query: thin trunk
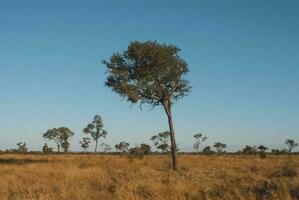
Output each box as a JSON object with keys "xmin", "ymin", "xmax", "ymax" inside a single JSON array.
[
  {"xmin": 57, "ymin": 145, "xmax": 60, "ymax": 153},
  {"xmin": 164, "ymin": 101, "xmax": 177, "ymax": 170},
  {"xmin": 95, "ymin": 139, "xmax": 98, "ymax": 153}
]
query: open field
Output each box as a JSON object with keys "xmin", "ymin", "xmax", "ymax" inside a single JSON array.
[{"xmin": 0, "ymin": 154, "xmax": 298, "ymax": 200}]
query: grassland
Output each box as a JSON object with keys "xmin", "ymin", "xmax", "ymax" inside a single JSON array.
[{"xmin": 0, "ymin": 154, "xmax": 298, "ymax": 200}]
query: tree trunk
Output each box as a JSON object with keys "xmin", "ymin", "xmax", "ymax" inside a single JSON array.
[
  {"xmin": 95, "ymin": 139, "xmax": 98, "ymax": 153},
  {"xmin": 164, "ymin": 101, "xmax": 177, "ymax": 170},
  {"xmin": 57, "ymin": 145, "xmax": 60, "ymax": 153}
]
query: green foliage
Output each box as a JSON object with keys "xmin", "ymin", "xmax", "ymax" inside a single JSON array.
[
  {"xmin": 115, "ymin": 142, "xmax": 130, "ymax": 154},
  {"xmin": 242, "ymin": 145, "xmax": 257, "ymax": 155},
  {"xmin": 202, "ymin": 146, "xmax": 213, "ymax": 154},
  {"xmin": 42, "ymin": 143, "xmax": 53, "ymax": 154},
  {"xmin": 102, "ymin": 41, "xmax": 191, "ymax": 108},
  {"xmin": 193, "ymin": 133, "xmax": 207, "ymax": 153},
  {"xmin": 80, "ymin": 137, "xmax": 91, "ymax": 152},
  {"xmin": 151, "ymin": 131, "xmax": 170, "ymax": 153},
  {"xmin": 43, "ymin": 127, "xmax": 74, "ymax": 153},
  {"xmin": 17, "ymin": 142, "xmax": 27, "ymax": 152},
  {"xmin": 83, "ymin": 115, "xmax": 108, "ymax": 152},
  {"xmin": 140, "ymin": 143, "xmax": 151, "ymax": 154},
  {"xmin": 213, "ymin": 142, "xmax": 227, "ymax": 153},
  {"xmin": 100, "ymin": 143, "xmax": 111, "ymax": 152},
  {"xmin": 285, "ymin": 139, "xmax": 298, "ymax": 153}
]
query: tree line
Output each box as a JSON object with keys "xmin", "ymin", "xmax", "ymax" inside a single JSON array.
[{"xmin": 3, "ymin": 122, "xmax": 298, "ymax": 159}]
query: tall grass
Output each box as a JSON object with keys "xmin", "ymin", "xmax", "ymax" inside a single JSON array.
[{"xmin": 0, "ymin": 154, "xmax": 298, "ymax": 200}]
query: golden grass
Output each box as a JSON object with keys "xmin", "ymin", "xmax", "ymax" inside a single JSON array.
[{"xmin": 0, "ymin": 154, "xmax": 298, "ymax": 200}]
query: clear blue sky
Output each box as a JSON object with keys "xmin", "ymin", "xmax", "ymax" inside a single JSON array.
[{"xmin": 0, "ymin": 0, "xmax": 298, "ymax": 152}]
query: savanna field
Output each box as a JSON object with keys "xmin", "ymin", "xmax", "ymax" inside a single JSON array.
[{"xmin": 0, "ymin": 154, "xmax": 298, "ymax": 200}]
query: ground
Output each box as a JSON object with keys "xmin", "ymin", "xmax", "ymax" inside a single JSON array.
[{"xmin": 0, "ymin": 154, "xmax": 298, "ymax": 200}]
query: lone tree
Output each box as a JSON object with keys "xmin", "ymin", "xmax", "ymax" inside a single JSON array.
[
  {"xmin": 42, "ymin": 143, "xmax": 53, "ymax": 154},
  {"xmin": 100, "ymin": 143, "xmax": 112, "ymax": 153},
  {"xmin": 213, "ymin": 142, "xmax": 227, "ymax": 153},
  {"xmin": 285, "ymin": 139, "xmax": 298, "ymax": 153},
  {"xmin": 83, "ymin": 115, "xmax": 108, "ymax": 153},
  {"xmin": 43, "ymin": 127, "xmax": 74, "ymax": 153},
  {"xmin": 80, "ymin": 137, "xmax": 91, "ymax": 152},
  {"xmin": 193, "ymin": 133, "xmax": 207, "ymax": 153},
  {"xmin": 151, "ymin": 131, "xmax": 170, "ymax": 153},
  {"xmin": 103, "ymin": 41, "xmax": 191, "ymax": 170},
  {"xmin": 17, "ymin": 142, "xmax": 28, "ymax": 152},
  {"xmin": 258, "ymin": 145, "xmax": 268, "ymax": 152},
  {"xmin": 115, "ymin": 141, "xmax": 130, "ymax": 154}
]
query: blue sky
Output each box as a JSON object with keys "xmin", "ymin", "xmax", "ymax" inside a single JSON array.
[{"xmin": 0, "ymin": 0, "xmax": 298, "ymax": 152}]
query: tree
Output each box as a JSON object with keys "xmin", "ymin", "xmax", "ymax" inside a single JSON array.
[
  {"xmin": 193, "ymin": 133, "xmax": 207, "ymax": 153},
  {"xmin": 43, "ymin": 127, "xmax": 74, "ymax": 153},
  {"xmin": 42, "ymin": 143, "xmax": 53, "ymax": 154},
  {"xmin": 202, "ymin": 146, "xmax": 212, "ymax": 154},
  {"xmin": 103, "ymin": 41, "xmax": 191, "ymax": 170},
  {"xmin": 17, "ymin": 142, "xmax": 27, "ymax": 152},
  {"xmin": 258, "ymin": 145, "xmax": 268, "ymax": 152},
  {"xmin": 213, "ymin": 142, "xmax": 227, "ymax": 153},
  {"xmin": 140, "ymin": 143, "xmax": 152, "ymax": 154},
  {"xmin": 285, "ymin": 139, "xmax": 298, "ymax": 153},
  {"xmin": 115, "ymin": 142, "xmax": 130, "ymax": 154},
  {"xmin": 83, "ymin": 115, "xmax": 108, "ymax": 153},
  {"xmin": 151, "ymin": 131, "xmax": 170, "ymax": 153},
  {"xmin": 80, "ymin": 137, "xmax": 91, "ymax": 152},
  {"xmin": 100, "ymin": 143, "xmax": 111, "ymax": 153},
  {"xmin": 242, "ymin": 145, "xmax": 257, "ymax": 155}
]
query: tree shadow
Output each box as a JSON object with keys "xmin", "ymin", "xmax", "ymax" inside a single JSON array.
[{"xmin": 0, "ymin": 158, "xmax": 50, "ymax": 165}]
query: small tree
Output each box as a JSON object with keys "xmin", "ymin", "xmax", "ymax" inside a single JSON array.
[
  {"xmin": 42, "ymin": 143, "xmax": 53, "ymax": 154},
  {"xmin": 285, "ymin": 139, "xmax": 298, "ymax": 153},
  {"xmin": 17, "ymin": 142, "xmax": 27, "ymax": 152},
  {"xmin": 83, "ymin": 115, "xmax": 108, "ymax": 153},
  {"xmin": 100, "ymin": 143, "xmax": 111, "ymax": 153},
  {"xmin": 242, "ymin": 145, "xmax": 258, "ymax": 155},
  {"xmin": 151, "ymin": 131, "xmax": 170, "ymax": 153},
  {"xmin": 258, "ymin": 145, "xmax": 268, "ymax": 152},
  {"xmin": 80, "ymin": 137, "xmax": 91, "ymax": 152},
  {"xmin": 140, "ymin": 143, "xmax": 152, "ymax": 154},
  {"xmin": 115, "ymin": 142, "xmax": 130, "ymax": 154},
  {"xmin": 258, "ymin": 145, "xmax": 268, "ymax": 158},
  {"xmin": 202, "ymin": 146, "xmax": 212, "ymax": 154},
  {"xmin": 103, "ymin": 41, "xmax": 191, "ymax": 170},
  {"xmin": 193, "ymin": 133, "xmax": 207, "ymax": 153},
  {"xmin": 213, "ymin": 142, "xmax": 227, "ymax": 154},
  {"xmin": 43, "ymin": 127, "xmax": 74, "ymax": 153}
]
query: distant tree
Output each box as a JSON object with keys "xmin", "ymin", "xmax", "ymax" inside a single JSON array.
[
  {"xmin": 285, "ymin": 139, "xmax": 298, "ymax": 153},
  {"xmin": 151, "ymin": 131, "xmax": 170, "ymax": 153},
  {"xmin": 140, "ymin": 143, "xmax": 152, "ymax": 154},
  {"xmin": 103, "ymin": 41, "xmax": 191, "ymax": 170},
  {"xmin": 202, "ymin": 146, "xmax": 212, "ymax": 154},
  {"xmin": 271, "ymin": 149, "xmax": 280, "ymax": 156},
  {"xmin": 80, "ymin": 137, "xmax": 91, "ymax": 152},
  {"xmin": 115, "ymin": 142, "xmax": 130, "ymax": 154},
  {"xmin": 213, "ymin": 142, "xmax": 227, "ymax": 153},
  {"xmin": 100, "ymin": 143, "xmax": 111, "ymax": 153},
  {"xmin": 42, "ymin": 143, "xmax": 53, "ymax": 154},
  {"xmin": 43, "ymin": 127, "xmax": 74, "ymax": 153},
  {"xmin": 242, "ymin": 145, "xmax": 257, "ymax": 155},
  {"xmin": 83, "ymin": 115, "xmax": 108, "ymax": 153},
  {"xmin": 129, "ymin": 147, "xmax": 145, "ymax": 158},
  {"xmin": 17, "ymin": 142, "xmax": 27, "ymax": 152},
  {"xmin": 258, "ymin": 145, "xmax": 268, "ymax": 152},
  {"xmin": 193, "ymin": 133, "xmax": 207, "ymax": 153}
]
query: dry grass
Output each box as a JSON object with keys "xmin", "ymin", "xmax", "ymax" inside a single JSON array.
[{"xmin": 0, "ymin": 154, "xmax": 298, "ymax": 200}]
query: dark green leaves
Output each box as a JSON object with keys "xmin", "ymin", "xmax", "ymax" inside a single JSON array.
[{"xmin": 103, "ymin": 41, "xmax": 191, "ymax": 108}]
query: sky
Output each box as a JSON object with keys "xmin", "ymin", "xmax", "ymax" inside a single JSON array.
[{"xmin": 0, "ymin": 0, "xmax": 298, "ymax": 152}]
